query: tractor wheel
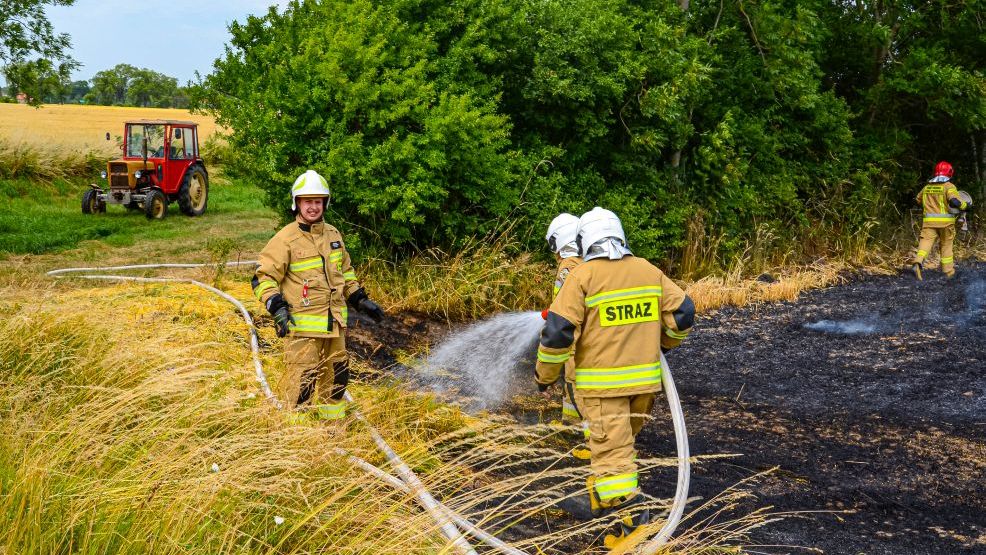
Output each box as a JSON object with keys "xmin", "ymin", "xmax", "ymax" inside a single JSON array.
[
  {"xmin": 81, "ymin": 189, "xmax": 104, "ymax": 214},
  {"xmin": 144, "ymin": 189, "xmax": 168, "ymax": 220},
  {"xmin": 178, "ymin": 165, "xmax": 208, "ymax": 216}
]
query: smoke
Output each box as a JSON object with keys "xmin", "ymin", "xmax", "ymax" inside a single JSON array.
[
  {"xmin": 803, "ymin": 319, "xmax": 879, "ymax": 335},
  {"xmin": 412, "ymin": 311, "xmax": 544, "ymax": 411}
]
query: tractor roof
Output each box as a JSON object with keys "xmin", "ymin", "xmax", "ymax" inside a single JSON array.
[{"xmin": 125, "ymin": 119, "xmax": 198, "ymax": 126}]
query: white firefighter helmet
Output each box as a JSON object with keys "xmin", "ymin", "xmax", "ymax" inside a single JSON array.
[
  {"xmin": 546, "ymin": 213, "xmax": 580, "ymax": 254},
  {"xmin": 576, "ymin": 207, "xmax": 626, "ymax": 254},
  {"xmin": 291, "ymin": 170, "xmax": 331, "ymax": 210}
]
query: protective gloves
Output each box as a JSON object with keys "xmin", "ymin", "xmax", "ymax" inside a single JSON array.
[
  {"xmin": 347, "ymin": 288, "xmax": 385, "ymax": 323},
  {"xmin": 265, "ymin": 294, "xmax": 295, "ymax": 337}
]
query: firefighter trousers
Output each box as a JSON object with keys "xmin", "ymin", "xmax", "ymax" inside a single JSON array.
[
  {"xmin": 279, "ymin": 332, "xmax": 349, "ymax": 415},
  {"xmin": 576, "ymin": 392, "xmax": 656, "ymax": 506},
  {"xmin": 913, "ymin": 225, "xmax": 956, "ymax": 276}
]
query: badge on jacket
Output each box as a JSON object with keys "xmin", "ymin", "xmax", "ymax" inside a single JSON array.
[{"xmin": 331, "ymin": 241, "xmax": 342, "ymax": 249}]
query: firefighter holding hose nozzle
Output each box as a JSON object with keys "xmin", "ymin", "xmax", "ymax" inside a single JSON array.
[
  {"xmin": 252, "ymin": 170, "xmax": 385, "ymax": 424},
  {"xmin": 535, "ymin": 207, "xmax": 695, "ymax": 549},
  {"xmin": 911, "ymin": 160, "xmax": 973, "ymax": 280}
]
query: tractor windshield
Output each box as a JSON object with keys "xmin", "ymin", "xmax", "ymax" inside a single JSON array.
[{"xmin": 126, "ymin": 124, "xmax": 165, "ymax": 158}]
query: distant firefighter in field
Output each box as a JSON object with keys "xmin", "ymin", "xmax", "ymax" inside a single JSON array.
[
  {"xmin": 252, "ymin": 170, "xmax": 385, "ymax": 424},
  {"xmin": 911, "ymin": 161, "xmax": 973, "ymax": 280},
  {"xmin": 534, "ymin": 207, "xmax": 695, "ymax": 548}
]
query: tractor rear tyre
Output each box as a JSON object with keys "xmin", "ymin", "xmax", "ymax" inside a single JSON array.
[
  {"xmin": 178, "ymin": 165, "xmax": 208, "ymax": 216},
  {"xmin": 144, "ymin": 189, "xmax": 168, "ymax": 220},
  {"xmin": 82, "ymin": 189, "xmax": 105, "ymax": 214}
]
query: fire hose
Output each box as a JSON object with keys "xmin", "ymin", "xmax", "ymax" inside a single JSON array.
[{"xmin": 47, "ymin": 262, "xmax": 690, "ymax": 554}]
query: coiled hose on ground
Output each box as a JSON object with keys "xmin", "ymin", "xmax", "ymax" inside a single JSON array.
[{"xmin": 46, "ymin": 261, "xmax": 689, "ymax": 554}]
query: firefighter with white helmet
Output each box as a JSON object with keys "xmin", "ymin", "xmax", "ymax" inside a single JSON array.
[
  {"xmin": 536, "ymin": 207, "xmax": 695, "ymax": 548},
  {"xmin": 544, "ymin": 213, "xmax": 589, "ymax": 454},
  {"xmin": 911, "ymin": 161, "xmax": 973, "ymax": 280},
  {"xmin": 252, "ymin": 170, "xmax": 385, "ymax": 423}
]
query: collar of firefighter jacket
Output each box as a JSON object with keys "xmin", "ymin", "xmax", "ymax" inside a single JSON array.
[{"xmin": 295, "ymin": 215, "xmax": 325, "ymax": 235}]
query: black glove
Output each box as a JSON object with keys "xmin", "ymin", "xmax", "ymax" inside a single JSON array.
[
  {"xmin": 265, "ymin": 294, "xmax": 295, "ymax": 337},
  {"xmin": 537, "ymin": 382, "xmax": 551, "ymax": 393},
  {"xmin": 348, "ymin": 288, "xmax": 385, "ymax": 323}
]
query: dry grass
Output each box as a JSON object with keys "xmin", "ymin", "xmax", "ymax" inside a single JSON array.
[
  {"xmin": 361, "ymin": 235, "xmax": 554, "ymax": 321},
  {"xmin": 0, "ymin": 103, "xmax": 219, "ymax": 155},
  {"xmin": 0, "ymin": 263, "xmax": 771, "ymax": 554}
]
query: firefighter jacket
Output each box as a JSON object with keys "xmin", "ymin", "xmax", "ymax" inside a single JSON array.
[
  {"xmin": 553, "ymin": 256, "xmax": 583, "ymax": 298},
  {"xmin": 535, "ymin": 256, "xmax": 692, "ymax": 398},
  {"xmin": 917, "ymin": 179, "xmax": 967, "ymax": 228},
  {"xmin": 252, "ymin": 216, "xmax": 362, "ymax": 338}
]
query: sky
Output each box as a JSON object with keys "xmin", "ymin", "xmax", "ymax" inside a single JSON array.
[{"xmin": 45, "ymin": 0, "xmax": 292, "ymax": 84}]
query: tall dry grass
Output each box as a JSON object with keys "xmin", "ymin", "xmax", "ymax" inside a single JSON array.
[
  {"xmin": 0, "ymin": 270, "xmax": 772, "ymax": 554},
  {"xmin": 361, "ymin": 235, "xmax": 554, "ymax": 320},
  {"xmin": 0, "ymin": 138, "xmax": 108, "ymax": 182}
]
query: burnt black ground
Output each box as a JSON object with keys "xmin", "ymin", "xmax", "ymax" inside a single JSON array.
[
  {"xmin": 644, "ymin": 263, "xmax": 986, "ymax": 554},
  {"xmin": 348, "ymin": 264, "xmax": 986, "ymax": 554}
]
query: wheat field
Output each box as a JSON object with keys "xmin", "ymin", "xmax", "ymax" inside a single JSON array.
[{"xmin": 0, "ymin": 103, "xmax": 220, "ymax": 154}]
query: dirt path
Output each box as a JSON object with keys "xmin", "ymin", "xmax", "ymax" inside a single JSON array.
[{"xmin": 642, "ymin": 264, "xmax": 986, "ymax": 554}]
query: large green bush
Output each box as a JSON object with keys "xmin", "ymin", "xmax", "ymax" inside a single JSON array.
[{"xmin": 196, "ymin": 0, "xmax": 985, "ymax": 269}]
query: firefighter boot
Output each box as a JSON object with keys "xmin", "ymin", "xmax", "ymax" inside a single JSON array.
[
  {"xmin": 603, "ymin": 496, "xmax": 651, "ymax": 554},
  {"xmin": 911, "ymin": 263, "xmax": 923, "ymax": 281},
  {"xmin": 554, "ymin": 476, "xmax": 605, "ymax": 521}
]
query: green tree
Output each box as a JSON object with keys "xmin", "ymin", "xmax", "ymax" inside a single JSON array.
[{"xmin": 1, "ymin": 0, "xmax": 77, "ymax": 104}]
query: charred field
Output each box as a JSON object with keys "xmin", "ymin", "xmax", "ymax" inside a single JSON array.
[
  {"xmin": 350, "ymin": 263, "xmax": 986, "ymax": 554},
  {"xmin": 650, "ymin": 263, "xmax": 986, "ymax": 554}
]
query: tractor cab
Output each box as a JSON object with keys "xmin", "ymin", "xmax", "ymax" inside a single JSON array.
[{"xmin": 83, "ymin": 120, "xmax": 209, "ymax": 219}]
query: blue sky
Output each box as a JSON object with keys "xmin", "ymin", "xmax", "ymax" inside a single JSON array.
[{"xmin": 46, "ymin": 0, "xmax": 291, "ymax": 84}]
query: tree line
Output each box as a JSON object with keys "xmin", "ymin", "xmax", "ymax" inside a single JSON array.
[
  {"xmin": 195, "ymin": 0, "xmax": 985, "ymax": 268},
  {"xmin": 1, "ymin": 62, "xmax": 192, "ymax": 108}
]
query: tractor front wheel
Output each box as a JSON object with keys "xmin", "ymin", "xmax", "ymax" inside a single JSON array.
[
  {"xmin": 178, "ymin": 165, "xmax": 208, "ymax": 216},
  {"xmin": 82, "ymin": 189, "xmax": 105, "ymax": 214},
  {"xmin": 144, "ymin": 189, "xmax": 168, "ymax": 220}
]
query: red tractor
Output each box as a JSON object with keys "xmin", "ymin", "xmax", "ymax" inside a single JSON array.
[{"xmin": 83, "ymin": 120, "xmax": 209, "ymax": 219}]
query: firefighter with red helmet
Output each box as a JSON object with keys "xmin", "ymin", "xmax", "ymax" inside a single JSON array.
[
  {"xmin": 911, "ymin": 161, "xmax": 972, "ymax": 280},
  {"xmin": 252, "ymin": 170, "xmax": 385, "ymax": 422}
]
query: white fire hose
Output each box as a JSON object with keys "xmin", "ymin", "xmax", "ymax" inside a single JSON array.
[{"xmin": 46, "ymin": 262, "xmax": 691, "ymax": 554}]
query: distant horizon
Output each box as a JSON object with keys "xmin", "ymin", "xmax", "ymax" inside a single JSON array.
[{"xmin": 4, "ymin": 0, "xmax": 291, "ymax": 87}]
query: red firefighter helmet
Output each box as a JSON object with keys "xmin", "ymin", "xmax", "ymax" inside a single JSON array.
[{"xmin": 933, "ymin": 161, "xmax": 954, "ymax": 179}]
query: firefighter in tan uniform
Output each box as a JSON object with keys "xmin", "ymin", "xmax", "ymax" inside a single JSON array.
[
  {"xmin": 544, "ymin": 213, "xmax": 584, "ymax": 425},
  {"xmin": 911, "ymin": 161, "xmax": 972, "ymax": 280},
  {"xmin": 252, "ymin": 170, "xmax": 385, "ymax": 422},
  {"xmin": 535, "ymin": 207, "xmax": 695, "ymax": 546}
]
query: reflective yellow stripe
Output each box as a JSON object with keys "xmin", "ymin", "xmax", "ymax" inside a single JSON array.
[
  {"xmin": 341, "ymin": 306, "xmax": 348, "ymax": 323},
  {"xmin": 553, "ymin": 283, "xmax": 561, "ymax": 297},
  {"xmin": 595, "ymin": 472, "xmax": 638, "ymax": 500},
  {"xmin": 538, "ymin": 348, "xmax": 571, "ymax": 364},
  {"xmin": 586, "ymin": 286, "xmax": 662, "ymax": 308},
  {"xmin": 328, "ymin": 252, "xmax": 343, "ymax": 261},
  {"xmin": 315, "ymin": 402, "xmax": 347, "ymax": 420},
  {"xmin": 941, "ymin": 257, "xmax": 954, "ymax": 264},
  {"xmin": 288, "ymin": 314, "xmax": 329, "ymax": 333},
  {"xmin": 665, "ymin": 327, "xmax": 690, "ymax": 340},
  {"xmin": 562, "ymin": 399, "xmax": 580, "ymax": 419},
  {"xmin": 343, "ymin": 271, "xmax": 357, "ymax": 281},
  {"xmin": 289, "ymin": 257, "xmax": 323, "ymax": 272},
  {"xmin": 253, "ymin": 279, "xmax": 277, "ymax": 300},
  {"xmin": 575, "ymin": 362, "xmax": 661, "ymax": 389},
  {"xmin": 916, "ymin": 250, "xmax": 928, "ymax": 258}
]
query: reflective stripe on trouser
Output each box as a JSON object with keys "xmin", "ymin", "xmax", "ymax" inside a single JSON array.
[
  {"xmin": 577, "ymin": 393, "xmax": 656, "ymax": 504},
  {"xmin": 279, "ymin": 333, "xmax": 348, "ymax": 410},
  {"xmin": 575, "ymin": 362, "xmax": 661, "ymax": 390},
  {"xmin": 913, "ymin": 225, "xmax": 956, "ymax": 275},
  {"xmin": 562, "ymin": 381, "xmax": 583, "ymax": 422},
  {"xmin": 315, "ymin": 401, "xmax": 347, "ymax": 420}
]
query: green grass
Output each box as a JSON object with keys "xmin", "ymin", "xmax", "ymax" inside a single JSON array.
[{"xmin": 0, "ymin": 175, "xmax": 276, "ymax": 256}]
